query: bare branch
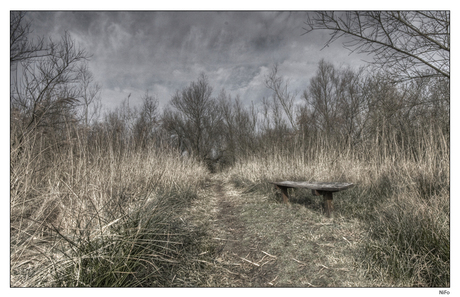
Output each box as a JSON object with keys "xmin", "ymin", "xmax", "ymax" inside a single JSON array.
[
  {"xmin": 265, "ymin": 64, "xmax": 298, "ymax": 131},
  {"xmin": 303, "ymin": 11, "xmax": 450, "ymax": 82}
]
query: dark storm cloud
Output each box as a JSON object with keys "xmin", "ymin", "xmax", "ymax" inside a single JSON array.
[{"xmin": 24, "ymin": 11, "xmax": 366, "ymax": 110}]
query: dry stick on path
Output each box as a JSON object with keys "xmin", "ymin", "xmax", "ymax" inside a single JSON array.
[
  {"xmin": 240, "ymin": 257, "xmax": 260, "ymax": 267},
  {"xmin": 292, "ymin": 258, "xmax": 307, "ymax": 267},
  {"xmin": 261, "ymin": 251, "xmax": 277, "ymax": 258},
  {"xmin": 268, "ymin": 275, "xmax": 278, "ymax": 286}
]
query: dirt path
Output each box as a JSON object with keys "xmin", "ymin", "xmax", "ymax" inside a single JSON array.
[
  {"xmin": 193, "ymin": 175, "xmax": 372, "ymax": 287},
  {"xmin": 205, "ymin": 179, "xmax": 278, "ymax": 287}
]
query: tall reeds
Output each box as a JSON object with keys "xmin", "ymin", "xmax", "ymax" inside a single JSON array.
[
  {"xmin": 227, "ymin": 124, "xmax": 449, "ymax": 287},
  {"xmin": 10, "ymin": 127, "xmax": 208, "ymax": 287}
]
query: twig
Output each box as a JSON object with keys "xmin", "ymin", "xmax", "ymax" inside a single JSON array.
[
  {"xmin": 342, "ymin": 236, "xmax": 352, "ymax": 245},
  {"xmin": 318, "ymin": 264, "xmax": 329, "ymax": 272},
  {"xmin": 259, "ymin": 255, "xmax": 276, "ymax": 267},
  {"xmin": 213, "ymin": 237, "xmax": 239, "ymax": 242},
  {"xmin": 262, "ymin": 251, "xmax": 277, "ymax": 258},
  {"xmin": 196, "ymin": 260, "xmax": 213, "ymax": 265},
  {"xmin": 219, "ymin": 266, "xmax": 240, "ymax": 275},
  {"xmin": 224, "ymin": 263, "xmax": 242, "ymax": 266},
  {"xmin": 241, "ymin": 257, "xmax": 260, "ymax": 267},
  {"xmin": 317, "ymin": 243, "xmax": 335, "ymax": 247},
  {"xmin": 101, "ymin": 218, "xmax": 121, "ymax": 232},
  {"xmin": 292, "ymin": 258, "xmax": 307, "ymax": 265},
  {"xmin": 268, "ymin": 275, "xmax": 278, "ymax": 286}
]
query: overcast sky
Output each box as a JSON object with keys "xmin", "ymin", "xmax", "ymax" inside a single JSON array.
[{"xmin": 24, "ymin": 11, "xmax": 370, "ymax": 112}]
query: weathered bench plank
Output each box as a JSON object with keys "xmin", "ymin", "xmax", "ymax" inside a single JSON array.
[
  {"xmin": 270, "ymin": 181, "xmax": 354, "ymax": 192},
  {"xmin": 270, "ymin": 181, "xmax": 354, "ymax": 217}
]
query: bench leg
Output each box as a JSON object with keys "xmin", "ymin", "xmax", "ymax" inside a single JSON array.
[
  {"xmin": 323, "ymin": 191, "xmax": 334, "ymax": 218},
  {"xmin": 276, "ymin": 185, "xmax": 290, "ymax": 203}
]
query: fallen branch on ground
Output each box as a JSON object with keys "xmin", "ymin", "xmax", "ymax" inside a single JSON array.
[
  {"xmin": 262, "ymin": 251, "xmax": 277, "ymax": 258},
  {"xmin": 241, "ymin": 257, "xmax": 260, "ymax": 267}
]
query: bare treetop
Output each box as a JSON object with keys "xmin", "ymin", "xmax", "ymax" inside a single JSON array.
[{"xmin": 303, "ymin": 11, "xmax": 450, "ymax": 82}]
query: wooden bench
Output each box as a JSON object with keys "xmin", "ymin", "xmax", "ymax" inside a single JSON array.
[{"xmin": 270, "ymin": 181, "xmax": 354, "ymax": 217}]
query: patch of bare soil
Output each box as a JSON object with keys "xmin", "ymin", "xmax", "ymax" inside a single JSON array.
[{"xmin": 208, "ymin": 180, "xmax": 279, "ymax": 287}]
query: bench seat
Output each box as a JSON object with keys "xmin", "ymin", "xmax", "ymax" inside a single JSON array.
[{"xmin": 270, "ymin": 181, "xmax": 354, "ymax": 217}]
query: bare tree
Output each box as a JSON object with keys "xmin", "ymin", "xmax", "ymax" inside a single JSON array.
[
  {"xmin": 163, "ymin": 73, "xmax": 224, "ymax": 166},
  {"xmin": 219, "ymin": 92, "xmax": 258, "ymax": 164},
  {"xmin": 133, "ymin": 92, "xmax": 159, "ymax": 150},
  {"xmin": 11, "ymin": 28, "xmax": 89, "ymax": 155},
  {"xmin": 10, "ymin": 11, "xmax": 48, "ymax": 66},
  {"xmin": 78, "ymin": 63, "xmax": 102, "ymax": 127},
  {"xmin": 303, "ymin": 59, "xmax": 340, "ymax": 136},
  {"xmin": 303, "ymin": 11, "xmax": 450, "ymax": 82},
  {"xmin": 300, "ymin": 59, "xmax": 369, "ymax": 145},
  {"xmin": 334, "ymin": 65, "xmax": 367, "ymax": 143},
  {"xmin": 170, "ymin": 72, "xmax": 213, "ymax": 157},
  {"xmin": 265, "ymin": 64, "xmax": 298, "ymax": 131}
]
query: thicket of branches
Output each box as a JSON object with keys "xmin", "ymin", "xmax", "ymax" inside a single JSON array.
[
  {"xmin": 304, "ymin": 11, "xmax": 450, "ymax": 82},
  {"xmin": 160, "ymin": 62, "xmax": 448, "ymax": 171},
  {"xmin": 10, "ymin": 10, "xmax": 450, "ymax": 177}
]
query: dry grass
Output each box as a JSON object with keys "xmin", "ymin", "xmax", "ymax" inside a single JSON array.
[
  {"xmin": 10, "ymin": 125, "xmax": 449, "ymax": 287},
  {"xmin": 10, "ymin": 135, "xmax": 209, "ymax": 287},
  {"xmin": 225, "ymin": 129, "xmax": 449, "ymax": 287},
  {"xmin": 229, "ymin": 188, "xmax": 375, "ymax": 287}
]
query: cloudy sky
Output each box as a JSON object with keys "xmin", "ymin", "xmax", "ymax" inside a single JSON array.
[{"xmin": 23, "ymin": 11, "xmax": 370, "ymax": 112}]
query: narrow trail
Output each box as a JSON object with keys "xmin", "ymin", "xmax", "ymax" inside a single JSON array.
[
  {"xmin": 193, "ymin": 175, "xmax": 372, "ymax": 287},
  {"xmin": 203, "ymin": 176, "xmax": 278, "ymax": 287}
]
